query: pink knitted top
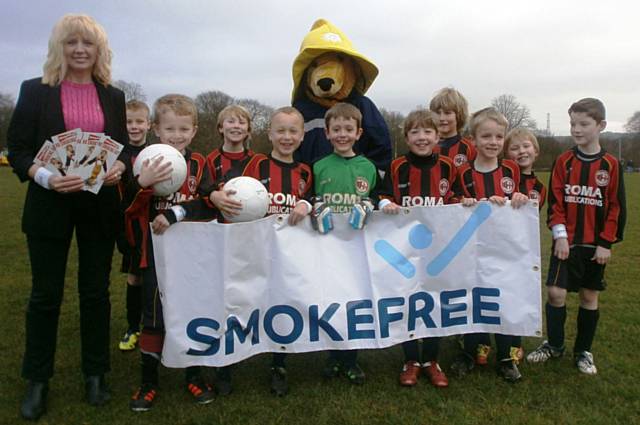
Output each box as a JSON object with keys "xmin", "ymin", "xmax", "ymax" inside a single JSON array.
[{"xmin": 60, "ymin": 80, "xmax": 105, "ymax": 132}]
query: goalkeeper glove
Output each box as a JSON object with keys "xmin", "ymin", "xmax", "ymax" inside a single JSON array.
[
  {"xmin": 310, "ymin": 196, "xmax": 333, "ymax": 234},
  {"xmin": 349, "ymin": 197, "xmax": 374, "ymax": 230}
]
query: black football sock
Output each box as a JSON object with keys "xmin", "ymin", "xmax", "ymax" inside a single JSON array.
[
  {"xmin": 217, "ymin": 366, "xmax": 232, "ymax": 381},
  {"xmin": 495, "ymin": 334, "xmax": 513, "ymax": 360},
  {"xmin": 421, "ymin": 337, "xmax": 440, "ymax": 363},
  {"xmin": 272, "ymin": 353, "xmax": 287, "ymax": 368},
  {"xmin": 126, "ymin": 283, "xmax": 142, "ymax": 332},
  {"xmin": 342, "ymin": 350, "xmax": 358, "ymax": 368},
  {"xmin": 402, "ymin": 340, "xmax": 420, "ymax": 363},
  {"xmin": 463, "ymin": 333, "xmax": 479, "ymax": 356},
  {"xmin": 574, "ymin": 307, "xmax": 599, "ymax": 353},
  {"xmin": 141, "ymin": 352, "xmax": 159, "ymax": 385},
  {"xmin": 185, "ymin": 366, "xmax": 201, "ymax": 382},
  {"xmin": 512, "ymin": 336, "xmax": 522, "ymax": 348},
  {"xmin": 476, "ymin": 333, "xmax": 491, "ymax": 346},
  {"xmin": 546, "ymin": 303, "xmax": 566, "ymax": 349}
]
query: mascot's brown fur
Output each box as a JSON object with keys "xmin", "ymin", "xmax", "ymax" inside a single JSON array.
[{"xmin": 305, "ymin": 53, "xmax": 358, "ymax": 108}]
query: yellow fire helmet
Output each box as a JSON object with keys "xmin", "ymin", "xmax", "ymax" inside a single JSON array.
[{"xmin": 292, "ymin": 18, "xmax": 379, "ymax": 102}]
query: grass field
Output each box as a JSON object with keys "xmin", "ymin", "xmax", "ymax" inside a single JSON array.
[{"xmin": 0, "ymin": 166, "xmax": 638, "ymax": 425}]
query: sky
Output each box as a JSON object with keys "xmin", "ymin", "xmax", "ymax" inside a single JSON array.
[{"xmin": 1, "ymin": 0, "xmax": 638, "ymax": 135}]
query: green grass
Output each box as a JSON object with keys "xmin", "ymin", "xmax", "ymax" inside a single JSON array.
[{"xmin": 0, "ymin": 167, "xmax": 638, "ymax": 425}]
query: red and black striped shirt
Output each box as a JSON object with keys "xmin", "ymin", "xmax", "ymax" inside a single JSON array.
[
  {"xmin": 125, "ymin": 149, "xmax": 206, "ymax": 267},
  {"xmin": 547, "ymin": 147, "xmax": 626, "ymax": 248},
  {"xmin": 434, "ymin": 135, "xmax": 477, "ymax": 167},
  {"xmin": 520, "ymin": 172, "xmax": 546, "ymax": 211},
  {"xmin": 242, "ymin": 154, "xmax": 313, "ymax": 215},
  {"xmin": 204, "ymin": 147, "xmax": 254, "ymax": 187},
  {"xmin": 377, "ymin": 152, "xmax": 458, "ymax": 207},
  {"xmin": 456, "ymin": 159, "xmax": 521, "ymax": 200}
]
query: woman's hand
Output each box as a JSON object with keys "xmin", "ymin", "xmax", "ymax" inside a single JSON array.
[
  {"xmin": 50, "ymin": 175, "xmax": 84, "ymax": 194},
  {"xmin": 102, "ymin": 160, "xmax": 125, "ymax": 186}
]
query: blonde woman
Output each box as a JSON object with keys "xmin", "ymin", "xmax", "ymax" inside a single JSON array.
[{"xmin": 7, "ymin": 14, "xmax": 126, "ymax": 420}]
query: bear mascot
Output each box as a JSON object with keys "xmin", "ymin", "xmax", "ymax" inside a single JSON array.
[{"xmin": 292, "ymin": 19, "xmax": 392, "ymax": 171}]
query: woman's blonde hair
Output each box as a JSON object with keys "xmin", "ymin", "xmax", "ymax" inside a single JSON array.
[{"xmin": 42, "ymin": 14, "xmax": 112, "ymax": 86}]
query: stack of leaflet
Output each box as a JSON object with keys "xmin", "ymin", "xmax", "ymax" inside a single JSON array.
[{"xmin": 33, "ymin": 128, "xmax": 123, "ymax": 193}]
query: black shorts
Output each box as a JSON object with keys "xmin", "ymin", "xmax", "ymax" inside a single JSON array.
[{"xmin": 546, "ymin": 245, "xmax": 606, "ymax": 292}]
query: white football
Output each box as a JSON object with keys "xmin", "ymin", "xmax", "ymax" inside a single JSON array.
[
  {"xmin": 222, "ymin": 176, "xmax": 270, "ymax": 223},
  {"xmin": 133, "ymin": 144, "xmax": 187, "ymax": 196}
]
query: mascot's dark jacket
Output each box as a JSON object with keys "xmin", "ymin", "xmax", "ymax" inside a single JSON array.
[{"xmin": 294, "ymin": 92, "xmax": 392, "ymax": 170}]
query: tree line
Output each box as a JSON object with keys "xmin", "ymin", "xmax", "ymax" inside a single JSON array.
[{"xmin": 1, "ymin": 84, "xmax": 639, "ymax": 170}]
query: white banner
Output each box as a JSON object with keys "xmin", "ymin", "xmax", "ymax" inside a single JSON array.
[{"xmin": 153, "ymin": 203, "xmax": 542, "ymax": 367}]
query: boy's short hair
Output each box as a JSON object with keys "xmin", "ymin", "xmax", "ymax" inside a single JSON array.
[
  {"xmin": 217, "ymin": 105, "xmax": 252, "ymax": 135},
  {"xmin": 403, "ymin": 109, "xmax": 438, "ymax": 137},
  {"xmin": 271, "ymin": 106, "xmax": 304, "ymax": 128},
  {"xmin": 429, "ymin": 87, "xmax": 469, "ymax": 132},
  {"xmin": 505, "ymin": 127, "xmax": 539, "ymax": 153},
  {"xmin": 126, "ymin": 100, "xmax": 150, "ymax": 119},
  {"xmin": 469, "ymin": 107, "xmax": 509, "ymax": 136},
  {"xmin": 568, "ymin": 98, "xmax": 606, "ymax": 123},
  {"xmin": 324, "ymin": 102, "xmax": 362, "ymax": 128},
  {"xmin": 153, "ymin": 94, "xmax": 197, "ymax": 126}
]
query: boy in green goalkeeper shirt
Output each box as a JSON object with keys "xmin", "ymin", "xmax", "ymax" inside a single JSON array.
[{"xmin": 309, "ymin": 102, "xmax": 377, "ymax": 384}]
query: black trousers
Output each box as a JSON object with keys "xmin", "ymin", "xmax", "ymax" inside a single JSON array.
[{"xmin": 22, "ymin": 217, "xmax": 114, "ymax": 381}]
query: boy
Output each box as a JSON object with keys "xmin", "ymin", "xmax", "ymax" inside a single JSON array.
[
  {"xmin": 240, "ymin": 107, "xmax": 312, "ymax": 396},
  {"xmin": 505, "ymin": 127, "xmax": 547, "ymax": 210},
  {"xmin": 125, "ymin": 94, "xmax": 214, "ymax": 411},
  {"xmin": 153, "ymin": 105, "xmax": 255, "ymax": 396},
  {"xmin": 377, "ymin": 109, "xmax": 456, "ymax": 388},
  {"xmin": 118, "ymin": 100, "xmax": 151, "ymax": 352},
  {"xmin": 504, "ymin": 127, "xmax": 547, "ymax": 360},
  {"xmin": 203, "ymin": 105, "xmax": 255, "ymax": 191},
  {"xmin": 527, "ymin": 98, "xmax": 626, "ymax": 375},
  {"xmin": 312, "ymin": 102, "xmax": 378, "ymax": 384},
  {"xmin": 452, "ymin": 107, "xmax": 529, "ymax": 382},
  {"xmin": 429, "ymin": 87, "xmax": 476, "ymax": 167}
]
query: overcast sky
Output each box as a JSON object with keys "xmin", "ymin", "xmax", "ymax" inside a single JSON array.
[{"xmin": 2, "ymin": 0, "xmax": 638, "ymax": 135}]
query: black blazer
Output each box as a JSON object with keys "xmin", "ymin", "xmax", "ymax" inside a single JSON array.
[{"xmin": 7, "ymin": 77, "xmax": 127, "ymax": 238}]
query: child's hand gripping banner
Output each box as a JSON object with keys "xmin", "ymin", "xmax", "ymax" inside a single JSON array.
[{"xmin": 152, "ymin": 203, "xmax": 542, "ymax": 367}]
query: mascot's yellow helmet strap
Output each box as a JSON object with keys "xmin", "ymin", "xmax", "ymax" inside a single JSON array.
[{"xmin": 292, "ymin": 18, "xmax": 379, "ymax": 102}]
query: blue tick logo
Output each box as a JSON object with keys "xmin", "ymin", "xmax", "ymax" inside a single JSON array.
[{"xmin": 374, "ymin": 203, "xmax": 492, "ymax": 278}]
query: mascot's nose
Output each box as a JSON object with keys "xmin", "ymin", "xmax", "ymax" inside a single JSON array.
[{"xmin": 318, "ymin": 78, "xmax": 334, "ymax": 92}]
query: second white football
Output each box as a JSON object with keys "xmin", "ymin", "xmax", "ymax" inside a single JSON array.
[{"xmin": 222, "ymin": 176, "xmax": 270, "ymax": 222}]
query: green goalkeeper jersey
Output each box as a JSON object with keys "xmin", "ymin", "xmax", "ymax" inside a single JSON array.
[{"xmin": 313, "ymin": 153, "xmax": 377, "ymax": 214}]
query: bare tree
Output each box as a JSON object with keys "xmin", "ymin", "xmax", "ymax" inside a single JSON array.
[
  {"xmin": 236, "ymin": 98, "xmax": 274, "ymax": 133},
  {"xmin": 491, "ymin": 94, "xmax": 537, "ymax": 130},
  {"xmin": 624, "ymin": 111, "xmax": 640, "ymax": 133},
  {"xmin": 0, "ymin": 92, "xmax": 15, "ymax": 150},
  {"xmin": 380, "ymin": 108, "xmax": 406, "ymax": 157},
  {"xmin": 113, "ymin": 80, "xmax": 146, "ymax": 102}
]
